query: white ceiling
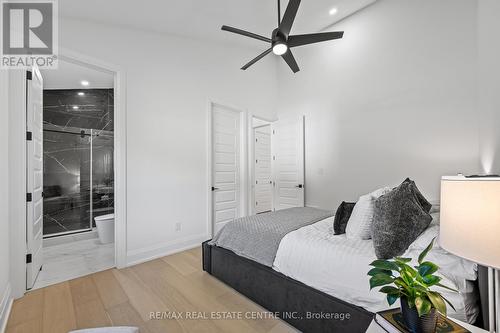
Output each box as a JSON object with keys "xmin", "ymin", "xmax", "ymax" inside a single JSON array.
[
  {"xmin": 59, "ymin": 0, "xmax": 376, "ymax": 47},
  {"xmin": 41, "ymin": 60, "xmax": 114, "ymax": 89}
]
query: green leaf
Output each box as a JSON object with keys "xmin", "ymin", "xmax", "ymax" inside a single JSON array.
[
  {"xmin": 413, "ymin": 285, "xmax": 429, "ymax": 294},
  {"xmin": 415, "ymin": 296, "xmax": 432, "ymax": 317},
  {"xmin": 395, "ymin": 262, "xmax": 417, "ymax": 276},
  {"xmin": 369, "ymin": 274, "xmax": 395, "ymax": 290},
  {"xmin": 387, "ymin": 293, "xmax": 400, "ymax": 306},
  {"xmin": 379, "ymin": 286, "xmax": 400, "ymax": 294},
  {"xmin": 436, "ymin": 283, "xmax": 459, "ymax": 293},
  {"xmin": 422, "ymin": 275, "xmax": 441, "ymax": 286},
  {"xmin": 370, "ymin": 259, "xmax": 400, "ymax": 272},
  {"xmin": 406, "ymin": 297, "xmax": 415, "ymax": 308},
  {"xmin": 427, "ymin": 291, "xmax": 447, "ymax": 316},
  {"xmin": 400, "ymin": 270, "xmax": 415, "ymax": 286},
  {"xmin": 418, "ymin": 238, "xmax": 435, "ymax": 264},
  {"xmin": 395, "ymin": 257, "xmax": 412, "ymax": 263},
  {"xmin": 418, "ymin": 262, "xmax": 439, "ymax": 277},
  {"xmin": 394, "ymin": 278, "xmax": 413, "ymax": 299},
  {"xmin": 367, "ymin": 268, "xmax": 392, "ymax": 277},
  {"xmin": 394, "ymin": 278, "xmax": 410, "ymax": 290}
]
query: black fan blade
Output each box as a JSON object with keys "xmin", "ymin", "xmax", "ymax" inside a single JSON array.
[
  {"xmin": 281, "ymin": 49, "xmax": 300, "ymax": 73},
  {"xmin": 221, "ymin": 25, "xmax": 272, "ymax": 43},
  {"xmin": 279, "ymin": 0, "xmax": 301, "ymax": 37},
  {"xmin": 241, "ymin": 48, "xmax": 273, "ymax": 70},
  {"xmin": 288, "ymin": 31, "xmax": 344, "ymax": 47}
]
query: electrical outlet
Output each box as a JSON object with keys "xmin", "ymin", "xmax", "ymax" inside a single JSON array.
[{"xmin": 175, "ymin": 222, "xmax": 182, "ymax": 232}]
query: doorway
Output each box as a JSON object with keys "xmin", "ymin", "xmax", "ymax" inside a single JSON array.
[
  {"xmin": 251, "ymin": 117, "xmax": 273, "ymax": 214},
  {"xmin": 9, "ymin": 50, "xmax": 126, "ymax": 298},
  {"xmin": 249, "ymin": 115, "xmax": 305, "ymax": 214},
  {"xmin": 207, "ymin": 107, "xmax": 306, "ymax": 237},
  {"xmin": 26, "ymin": 60, "xmax": 116, "ymax": 290}
]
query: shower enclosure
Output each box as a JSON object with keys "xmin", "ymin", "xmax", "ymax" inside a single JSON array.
[
  {"xmin": 43, "ymin": 88, "xmax": 114, "ymax": 237},
  {"xmin": 43, "ymin": 127, "xmax": 114, "ymax": 236}
]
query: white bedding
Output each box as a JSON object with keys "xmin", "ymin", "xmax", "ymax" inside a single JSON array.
[{"xmin": 272, "ymin": 216, "xmax": 479, "ymax": 323}]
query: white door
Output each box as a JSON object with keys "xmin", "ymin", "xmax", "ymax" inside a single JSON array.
[
  {"xmin": 26, "ymin": 68, "xmax": 44, "ymax": 289},
  {"xmin": 272, "ymin": 116, "xmax": 305, "ymax": 210},
  {"xmin": 254, "ymin": 125, "xmax": 273, "ymax": 213},
  {"xmin": 211, "ymin": 105, "xmax": 241, "ymax": 235}
]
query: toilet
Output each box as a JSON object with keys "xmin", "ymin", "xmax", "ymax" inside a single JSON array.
[{"xmin": 94, "ymin": 213, "xmax": 115, "ymax": 244}]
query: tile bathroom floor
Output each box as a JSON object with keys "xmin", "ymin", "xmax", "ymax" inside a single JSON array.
[{"xmin": 33, "ymin": 237, "xmax": 114, "ymax": 290}]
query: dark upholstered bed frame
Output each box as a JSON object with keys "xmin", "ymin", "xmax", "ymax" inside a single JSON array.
[
  {"xmin": 204, "ymin": 241, "xmax": 375, "ymax": 332},
  {"xmin": 202, "ymin": 241, "xmax": 490, "ymax": 333}
]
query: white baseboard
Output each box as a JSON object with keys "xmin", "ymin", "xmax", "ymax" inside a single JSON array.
[
  {"xmin": 0, "ymin": 283, "xmax": 13, "ymax": 333},
  {"xmin": 126, "ymin": 233, "xmax": 209, "ymax": 267}
]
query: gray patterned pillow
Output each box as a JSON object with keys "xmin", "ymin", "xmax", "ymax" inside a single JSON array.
[
  {"xmin": 402, "ymin": 178, "xmax": 432, "ymax": 213},
  {"xmin": 372, "ymin": 181, "xmax": 432, "ymax": 259}
]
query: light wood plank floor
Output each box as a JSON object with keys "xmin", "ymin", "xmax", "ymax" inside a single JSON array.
[{"xmin": 6, "ymin": 247, "xmax": 298, "ymax": 333}]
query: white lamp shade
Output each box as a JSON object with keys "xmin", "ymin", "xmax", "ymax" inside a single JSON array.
[{"xmin": 440, "ymin": 176, "xmax": 500, "ymax": 269}]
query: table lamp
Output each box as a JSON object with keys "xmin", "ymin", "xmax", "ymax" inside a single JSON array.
[{"xmin": 440, "ymin": 175, "xmax": 500, "ymax": 333}]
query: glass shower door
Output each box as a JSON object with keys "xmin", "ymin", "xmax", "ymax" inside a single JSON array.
[
  {"xmin": 91, "ymin": 130, "xmax": 115, "ymax": 225},
  {"xmin": 43, "ymin": 129, "xmax": 92, "ymax": 236}
]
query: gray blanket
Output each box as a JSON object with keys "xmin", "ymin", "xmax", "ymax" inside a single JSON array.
[{"xmin": 209, "ymin": 207, "xmax": 334, "ymax": 267}]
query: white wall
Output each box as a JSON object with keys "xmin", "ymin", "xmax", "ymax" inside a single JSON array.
[
  {"xmin": 276, "ymin": 0, "xmax": 480, "ymax": 209},
  {"xmin": 478, "ymin": 0, "xmax": 500, "ymax": 174},
  {"xmin": 58, "ymin": 18, "xmax": 278, "ymax": 264},
  {"xmin": 5, "ymin": 1, "xmax": 496, "ymax": 286},
  {"xmin": 0, "ymin": 70, "xmax": 11, "ymax": 328}
]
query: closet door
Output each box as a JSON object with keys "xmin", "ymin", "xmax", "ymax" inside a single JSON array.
[
  {"xmin": 211, "ymin": 105, "xmax": 241, "ymax": 235},
  {"xmin": 254, "ymin": 125, "xmax": 272, "ymax": 213},
  {"xmin": 272, "ymin": 116, "xmax": 305, "ymax": 210}
]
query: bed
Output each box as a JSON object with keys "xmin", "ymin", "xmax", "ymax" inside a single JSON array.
[{"xmin": 203, "ymin": 207, "xmax": 488, "ymax": 332}]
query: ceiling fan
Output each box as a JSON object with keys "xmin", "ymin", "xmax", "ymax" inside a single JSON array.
[{"xmin": 221, "ymin": 0, "xmax": 344, "ymax": 73}]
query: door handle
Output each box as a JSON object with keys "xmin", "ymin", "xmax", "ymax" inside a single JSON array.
[
  {"xmin": 295, "ymin": 184, "xmax": 304, "ymax": 189},
  {"xmin": 211, "ymin": 187, "xmax": 220, "ymax": 191}
]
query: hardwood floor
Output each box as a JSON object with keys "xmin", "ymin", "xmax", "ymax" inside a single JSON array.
[{"xmin": 6, "ymin": 247, "xmax": 298, "ymax": 333}]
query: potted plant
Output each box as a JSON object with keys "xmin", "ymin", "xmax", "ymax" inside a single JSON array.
[{"xmin": 368, "ymin": 238, "xmax": 457, "ymax": 333}]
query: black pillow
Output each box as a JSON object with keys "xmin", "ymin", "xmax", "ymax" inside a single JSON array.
[
  {"xmin": 333, "ymin": 201, "xmax": 356, "ymax": 235},
  {"xmin": 402, "ymin": 178, "xmax": 432, "ymax": 213},
  {"xmin": 372, "ymin": 181, "xmax": 432, "ymax": 259}
]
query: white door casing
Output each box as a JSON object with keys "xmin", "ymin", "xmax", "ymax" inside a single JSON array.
[
  {"xmin": 9, "ymin": 50, "xmax": 125, "ymax": 299},
  {"xmin": 272, "ymin": 116, "xmax": 305, "ymax": 210},
  {"xmin": 26, "ymin": 68, "xmax": 44, "ymax": 289},
  {"xmin": 254, "ymin": 125, "xmax": 273, "ymax": 213},
  {"xmin": 211, "ymin": 104, "xmax": 243, "ymax": 235}
]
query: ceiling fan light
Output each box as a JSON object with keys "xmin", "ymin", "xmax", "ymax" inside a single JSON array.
[{"xmin": 273, "ymin": 43, "xmax": 288, "ymax": 56}]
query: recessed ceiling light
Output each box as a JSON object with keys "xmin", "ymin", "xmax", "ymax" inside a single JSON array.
[
  {"xmin": 77, "ymin": 92, "xmax": 85, "ymax": 96},
  {"xmin": 72, "ymin": 106, "xmax": 79, "ymax": 110},
  {"xmin": 329, "ymin": 7, "xmax": 338, "ymax": 15},
  {"xmin": 80, "ymin": 80, "xmax": 89, "ymax": 86}
]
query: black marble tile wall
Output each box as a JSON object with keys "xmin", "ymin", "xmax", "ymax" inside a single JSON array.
[
  {"xmin": 43, "ymin": 89, "xmax": 114, "ymax": 236},
  {"xmin": 44, "ymin": 89, "xmax": 114, "ymax": 131}
]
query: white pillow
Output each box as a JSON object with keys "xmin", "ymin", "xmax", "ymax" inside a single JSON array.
[
  {"xmin": 404, "ymin": 226, "xmax": 477, "ymax": 283},
  {"xmin": 346, "ymin": 193, "xmax": 375, "ymax": 239},
  {"xmin": 345, "ymin": 187, "xmax": 392, "ymax": 240}
]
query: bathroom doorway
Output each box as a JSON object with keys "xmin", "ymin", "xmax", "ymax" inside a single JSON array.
[
  {"xmin": 31, "ymin": 60, "xmax": 116, "ymax": 289},
  {"xmin": 251, "ymin": 117, "xmax": 274, "ymax": 215}
]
